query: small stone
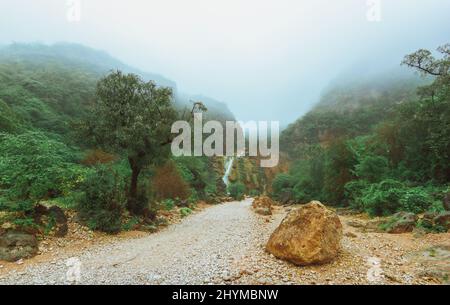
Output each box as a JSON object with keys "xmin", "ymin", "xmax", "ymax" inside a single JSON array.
[{"xmin": 345, "ymin": 232, "xmax": 357, "ymax": 238}]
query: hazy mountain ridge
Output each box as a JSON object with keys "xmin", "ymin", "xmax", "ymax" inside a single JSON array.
[
  {"xmin": 0, "ymin": 43, "xmax": 236, "ymax": 122},
  {"xmin": 314, "ymin": 69, "xmax": 430, "ymax": 112},
  {"xmin": 280, "ymin": 70, "xmax": 430, "ymax": 158},
  {"xmin": 0, "ymin": 43, "xmax": 176, "ymax": 88}
]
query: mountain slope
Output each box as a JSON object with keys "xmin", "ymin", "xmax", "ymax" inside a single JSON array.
[
  {"xmin": 281, "ymin": 70, "xmax": 428, "ymax": 157},
  {"xmin": 0, "ymin": 43, "xmax": 236, "ymax": 136}
]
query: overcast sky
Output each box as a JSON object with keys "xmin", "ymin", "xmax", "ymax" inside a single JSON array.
[{"xmin": 1, "ymin": 0, "xmax": 449, "ymax": 124}]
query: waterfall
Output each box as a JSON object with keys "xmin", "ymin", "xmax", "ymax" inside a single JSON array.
[{"xmin": 222, "ymin": 157, "xmax": 234, "ymax": 187}]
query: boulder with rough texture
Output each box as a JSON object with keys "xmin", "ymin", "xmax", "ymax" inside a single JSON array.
[
  {"xmin": 252, "ymin": 196, "xmax": 274, "ymax": 216},
  {"xmin": 266, "ymin": 201, "xmax": 343, "ymax": 265},
  {"xmin": 385, "ymin": 212, "xmax": 417, "ymax": 234},
  {"xmin": 254, "ymin": 207, "xmax": 272, "ymax": 216},
  {"xmin": 0, "ymin": 231, "xmax": 38, "ymax": 262}
]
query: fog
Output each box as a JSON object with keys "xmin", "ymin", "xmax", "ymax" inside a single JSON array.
[{"xmin": 1, "ymin": 0, "xmax": 449, "ymax": 125}]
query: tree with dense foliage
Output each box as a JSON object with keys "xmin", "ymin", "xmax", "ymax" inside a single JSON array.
[
  {"xmin": 85, "ymin": 70, "xmax": 207, "ymax": 214},
  {"xmin": 85, "ymin": 71, "xmax": 178, "ymax": 214}
]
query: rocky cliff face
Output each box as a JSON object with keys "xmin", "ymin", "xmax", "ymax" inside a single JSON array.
[{"xmin": 227, "ymin": 155, "xmax": 289, "ymax": 195}]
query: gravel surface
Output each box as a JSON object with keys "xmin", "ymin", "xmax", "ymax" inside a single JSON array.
[
  {"xmin": 0, "ymin": 199, "xmax": 278, "ymax": 285},
  {"xmin": 0, "ymin": 198, "xmax": 448, "ymax": 285}
]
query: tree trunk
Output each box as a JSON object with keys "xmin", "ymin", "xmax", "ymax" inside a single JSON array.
[{"xmin": 127, "ymin": 157, "xmax": 141, "ymax": 213}]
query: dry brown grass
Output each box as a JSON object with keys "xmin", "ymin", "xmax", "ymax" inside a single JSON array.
[{"xmin": 151, "ymin": 161, "xmax": 190, "ymax": 200}]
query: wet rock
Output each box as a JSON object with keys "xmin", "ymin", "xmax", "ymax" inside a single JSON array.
[{"xmin": 266, "ymin": 201, "xmax": 342, "ymax": 265}]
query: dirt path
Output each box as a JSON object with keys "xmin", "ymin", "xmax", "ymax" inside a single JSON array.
[{"xmin": 0, "ymin": 199, "xmax": 448, "ymax": 285}]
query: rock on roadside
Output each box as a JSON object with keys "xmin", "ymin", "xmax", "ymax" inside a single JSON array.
[
  {"xmin": 266, "ymin": 201, "xmax": 343, "ymax": 265},
  {"xmin": 0, "ymin": 231, "xmax": 39, "ymax": 262},
  {"xmin": 252, "ymin": 196, "xmax": 274, "ymax": 216},
  {"xmin": 385, "ymin": 212, "xmax": 417, "ymax": 234}
]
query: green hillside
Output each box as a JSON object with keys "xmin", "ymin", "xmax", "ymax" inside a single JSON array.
[
  {"xmin": 275, "ymin": 49, "xmax": 450, "ymax": 219},
  {"xmin": 0, "ymin": 43, "xmax": 237, "ymax": 234}
]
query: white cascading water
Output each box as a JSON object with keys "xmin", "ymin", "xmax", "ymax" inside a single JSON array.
[{"xmin": 222, "ymin": 157, "xmax": 234, "ymax": 187}]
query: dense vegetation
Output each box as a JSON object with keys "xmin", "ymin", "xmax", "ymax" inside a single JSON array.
[
  {"xmin": 275, "ymin": 44, "xmax": 450, "ymax": 217},
  {"xmin": 2, "ymin": 42, "xmax": 447, "ymax": 237},
  {"xmin": 0, "ymin": 43, "xmax": 232, "ymax": 234}
]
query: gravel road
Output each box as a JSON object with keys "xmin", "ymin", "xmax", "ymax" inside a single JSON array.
[
  {"xmin": 0, "ymin": 198, "xmax": 282, "ymax": 285},
  {"xmin": 1, "ymin": 198, "xmax": 448, "ymax": 285}
]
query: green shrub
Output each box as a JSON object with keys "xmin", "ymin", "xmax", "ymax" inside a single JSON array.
[
  {"xmin": 162, "ymin": 199, "xmax": 175, "ymax": 211},
  {"xmin": 400, "ymin": 187, "xmax": 434, "ymax": 214},
  {"xmin": 248, "ymin": 189, "xmax": 261, "ymax": 197},
  {"xmin": 360, "ymin": 179, "xmax": 405, "ymax": 216},
  {"xmin": 77, "ymin": 165, "xmax": 126, "ymax": 234},
  {"xmin": 272, "ymin": 174, "xmax": 294, "ymax": 199},
  {"xmin": 416, "ymin": 219, "xmax": 447, "ymax": 233},
  {"xmin": 344, "ymin": 179, "xmax": 370, "ymax": 211},
  {"xmin": 227, "ymin": 182, "xmax": 246, "ymax": 200},
  {"xmin": 0, "ymin": 131, "xmax": 88, "ymax": 229},
  {"xmin": 122, "ymin": 216, "xmax": 140, "ymax": 231},
  {"xmin": 180, "ymin": 207, "xmax": 192, "ymax": 217},
  {"xmin": 426, "ymin": 199, "xmax": 446, "ymax": 213},
  {"xmin": 187, "ymin": 191, "xmax": 200, "ymax": 205},
  {"xmin": 0, "ymin": 131, "xmax": 85, "ymax": 204},
  {"xmin": 11, "ymin": 216, "xmax": 38, "ymax": 231},
  {"xmin": 354, "ymin": 155, "xmax": 389, "ymax": 183},
  {"xmin": 292, "ymin": 179, "xmax": 315, "ymax": 203},
  {"xmin": 346, "ymin": 178, "xmax": 441, "ymax": 216}
]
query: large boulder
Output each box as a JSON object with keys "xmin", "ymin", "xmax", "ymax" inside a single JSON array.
[
  {"xmin": 252, "ymin": 196, "xmax": 274, "ymax": 216},
  {"xmin": 266, "ymin": 201, "xmax": 343, "ymax": 265},
  {"xmin": 385, "ymin": 212, "xmax": 417, "ymax": 234},
  {"xmin": 0, "ymin": 231, "xmax": 39, "ymax": 262}
]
